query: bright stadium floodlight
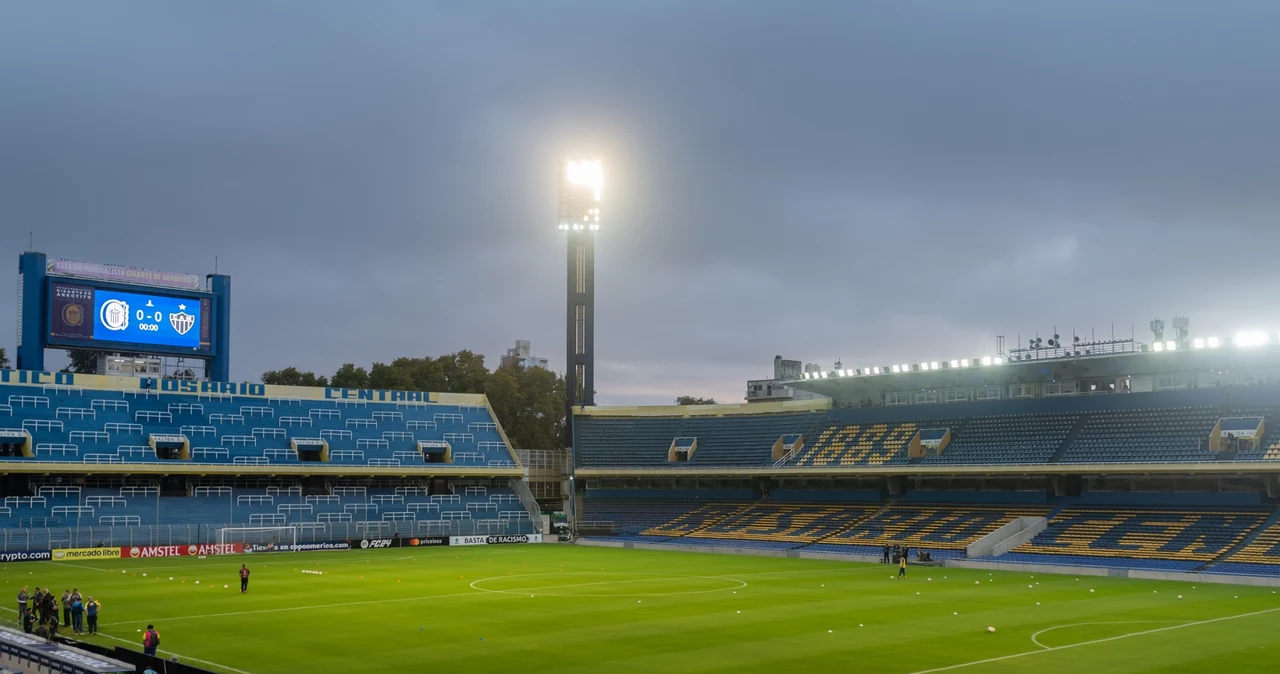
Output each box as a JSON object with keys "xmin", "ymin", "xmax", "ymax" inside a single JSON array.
[
  {"xmin": 891, "ymin": 365, "xmax": 901, "ymax": 373},
  {"xmin": 837, "ymin": 369, "xmax": 846, "ymax": 377},
  {"xmin": 950, "ymin": 360, "xmax": 959, "ymax": 368},
  {"xmin": 820, "ymin": 371, "xmax": 828, "ymax": 378},
  {"xmin": 900, "ymin": 363, "xmax": 910, "ymax": 372},
  {"xmin": 960, "ymin": 359, "xmax": 970, "ymax": 367},
  {"xmin": 1208, "ymin": 336, "xmax": 1220, "ymax": 348},
  {"xmin": 1165, "ymin": 340, "xmax": 1177, "ymax": 351},
  {"xmin": 981, "ymin": 356, "xmax": 992, "ymax": 366},
  {"xmin": 1152, "ymin": 341, "xmax": 1164, "ymax": 352},
  {"xmin": 1234, "ymin": 331, "xmax": 1268, "ymax": 347},
  {"xmin": 930, "ymin": 361, "xmax": 940, "ymax": 370},
  {"xmin": 993, "ymin": 356, "xmax": 1004, "ymax": 365},
  {"xmin": 565, "ymin": 159, "xmax": 604, "ymax": 199},
  {"xmin": 1193, "ymin": 338, "xmax": 1205, "ymax": 349},
  {"xmin": 872, "ymin": 366, "xmax": 881, "ymax": 374}
]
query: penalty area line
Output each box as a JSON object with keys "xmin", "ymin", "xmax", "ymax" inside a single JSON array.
[{"xmin": 906, "ymin": 606, "xmax": 1280, "ymax": 674}]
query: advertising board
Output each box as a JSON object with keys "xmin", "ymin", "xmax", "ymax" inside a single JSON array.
[
  {"xmin": 449, "ymin": 534, "xmax": 542, "ymax": 546},
  {"xmin": 120, "ymin": 543, "xmax": 243, "ymax": 558},
  {"xmin": 52, "ymin": 547, "xmax": 122, "ymax": 561}
]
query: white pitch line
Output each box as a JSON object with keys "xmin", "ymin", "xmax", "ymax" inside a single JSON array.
[
  {"xmin": 907, "ymin": 606, "xmax": 1280, "ymax": 674},
  {"xmin": 93, "ymin": 629, "xmax": 255, "ymax": 674},
  {"xmin": 1029, "ymin": 621, "xmax": 1189, "ymax": 650}
]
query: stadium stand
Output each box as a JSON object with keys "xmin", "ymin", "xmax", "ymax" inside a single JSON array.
[
  {"xmin": 1209, "ymin": 510, "xmax": 1280, "ymax": 576},
  {"xmin": 803, "ymin": 503, "xmax": 1049, "ymax": 557},
  {"xmin": 0, "ymin": 478, "xmax": 535, "ymax": 550},
  {"xmin": 0, "ymin": 383, "xmax": 519, "ymax": 468},
  {"xmin": 1003, "ymin": 507, "xmax": 1270, "ymax": 571},
  {"xmin": 574, "ymin": 385, "xmax": 1280, "ymax": 470}
]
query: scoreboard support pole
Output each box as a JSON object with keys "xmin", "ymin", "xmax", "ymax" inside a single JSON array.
[
  {"xmin": 208, "ymin": 273, "xmax": 231, "ymax": 381},
  {"xmin": 16, "ymin": 251, "xmax": 47, "ymax": 373}
]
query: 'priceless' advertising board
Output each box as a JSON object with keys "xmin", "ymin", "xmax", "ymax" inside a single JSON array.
[
  {"xmin": 350, "ymin": 537, "xmax": 450, "ymax": 549},
  {"xmin": 52, "ymin": 547, "xmax": 122, "ymax": 561},
  {"xmin": 449, "ymin": 534, "xmax": 543, "ymax": 546}
]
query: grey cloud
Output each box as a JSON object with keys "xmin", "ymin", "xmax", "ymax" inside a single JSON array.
[{"xmin": 2, "ymin": 1, "xmax": 1278, "ymax": 405}]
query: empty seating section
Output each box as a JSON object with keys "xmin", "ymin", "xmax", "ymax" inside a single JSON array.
[
  {"xmin": 576, "ymin": 387, "xmax": 1280, "ymax": 469},
  {"xmin": 612, "ymin": 500, "xmax": 1039, "ymax": 555},
  {"xmin": 1215, "ymin": 516, "xmax": 1280, "ymax": 575},
  {"xmin": 641, "ymin": 504, "xmax": 746, "ymax": 537},
  {"xmin": 0, "ymin": 482, "xmax": 535, "ymax": 538},
  {"xmin": 1059, "ymin": 408, "xmax": 1220, "ymax": 463},
  {"xmin": 580, "ymin": 499, "xmax": 698, "ymax": 540},
  {"xmin": 0, "ymin": 385, "xmax": 516, "ymax": 468},
  {"xmin": 808, "ymin": 504, "xmax": 1047, "ymax": 556},
  {"xmin": 1236, "ymin": 422, "xmax": 1280, "ymax": 461},
  {"xmin": 688, "ymin": 504, "xmax": 871, "ymax": 544},
  {"xmin": 793, "ymin": 423, "xmax": 915, "ymax": 466},
  {"xmin": 574, "ymin": 413, "xmax": 819, "ymax": 467},
  {"xmin": 1008, "ymin": 507, "xmax": 1268, "ymax": 570},
  {"xmin": 921, "ymin": 414, "xmax": 1076, "ymax": 465}
]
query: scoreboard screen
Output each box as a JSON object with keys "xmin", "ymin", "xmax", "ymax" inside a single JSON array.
[{"xmin": 49, "ymin": 281, "xmax": 213, "ymax": 353}]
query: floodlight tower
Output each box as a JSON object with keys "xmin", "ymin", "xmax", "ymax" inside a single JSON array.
[{"xmin": 559, "ymin": 159, "xmax": 602, "ymax": 421}]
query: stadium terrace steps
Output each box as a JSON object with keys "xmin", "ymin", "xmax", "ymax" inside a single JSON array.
[
  {"xmin": 809, "ymin": 503, "xmax": 1051, "ymax": 552},
  {"xmin": 1193, "ymin": 505, "xmax": 1280, "ymax": 571},
  {"xmin": 1217, "ymin": 506, "xmax": 1280, "ymax": 569},
  {"xmin": 1048, "ymin": 413, "xmax": 1092, "ymax": 463},
  {"xmin": 1011, "ymin": 506, "xmax": 1270, "ymax": 564}
]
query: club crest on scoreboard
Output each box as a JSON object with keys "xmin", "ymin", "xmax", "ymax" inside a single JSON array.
[
  {"xmin": 169, "ymin": 304, "xmax": 195, "ymax": 335},
  {"xmin": 62, "ymin": 303, "xmax": 84, "ymax": 327},
  {"xmin": 99, "ymin": 299, "xmax": 130, "ymax": 331}
]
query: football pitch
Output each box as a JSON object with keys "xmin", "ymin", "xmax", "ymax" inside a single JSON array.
[{"xmin": 4, "ymin": 545, "xmax": 1279, "ymax": 673}]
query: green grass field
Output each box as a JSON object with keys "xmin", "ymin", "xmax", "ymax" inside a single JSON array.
[{"xmin": 4, "ymin": 545, "xmax": 1278, "ymax": 673}]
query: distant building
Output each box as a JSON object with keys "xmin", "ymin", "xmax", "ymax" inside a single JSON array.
[
  {"xmin": 501, "ymin": 340, "xmax": 550, "ymax": 371},
  {"xmin": 746, "ymin": 355, "xmax": 828, "ymax": 403}
]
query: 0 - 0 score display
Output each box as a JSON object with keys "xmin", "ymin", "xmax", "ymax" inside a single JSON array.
[{"xmin": 50, "ymin": 282, "xmax": 211, "ymax": 352}]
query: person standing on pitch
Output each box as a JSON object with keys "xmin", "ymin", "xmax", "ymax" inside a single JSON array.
[
  {"xmin": 32, "ymin": 588, "xmax": 45, "ymax": 623},
  {"xmin": 86, "ymin": 597, "xmax": 101, "ymax": 635},
  {"xmin": 898, "ymin": 553, "xmax": 907, "ymax": 578},
  {"xmin": 142, "ymin": 624, "xmax": 160, "ymax": 657},
  {"xmin": 60, "ymin": 589, "xmax": 72, "ymax": 628},
  {"xmin": 70, "ymin": 595, "xmax": 85, "ymax": 634},
  {"xmin": 239, "ymin": 564, "xmax": 250, "ymax": 593},
  {"xmin": 17, "ymin": 586, "xmax": 28, "ymax": 618}
]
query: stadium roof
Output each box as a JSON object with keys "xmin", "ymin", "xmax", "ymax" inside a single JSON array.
[{"xmin": 788, "ymin": 341, "xmax": 1280, "ymax": 405}]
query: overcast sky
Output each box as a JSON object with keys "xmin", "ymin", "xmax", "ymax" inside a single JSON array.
[{"xmin": 2, "ymin": 1, "xmax": 1279, "ymax": 405}]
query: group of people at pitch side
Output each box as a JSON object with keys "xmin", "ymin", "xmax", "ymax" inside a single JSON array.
[
  {"xmin": 16, "ymin": 586, "xmax": 101, "ymax": 639},
  {"xmin": 15, "ymin": 564, "xmax": 252, "ymax": 658},
  {"xmin": 881, "ymin": 544, "xmax": 933, "ymax": 577}
]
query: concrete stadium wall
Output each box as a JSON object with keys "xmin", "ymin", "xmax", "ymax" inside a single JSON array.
[{"xmin": 946, "ymin": 558, "xmax": 1280, "ymax": 587}]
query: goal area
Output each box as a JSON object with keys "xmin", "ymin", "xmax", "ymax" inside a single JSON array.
[{"xmin": 217, "ymin": 526, "xmax": 298, "ymax": 550}]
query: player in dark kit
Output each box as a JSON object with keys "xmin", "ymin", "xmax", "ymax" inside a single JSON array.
[{"xmin": 239, "ymin": 564, "xmax": 250, "ymax": 593}]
